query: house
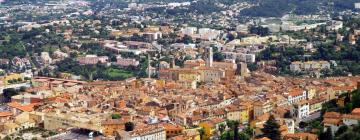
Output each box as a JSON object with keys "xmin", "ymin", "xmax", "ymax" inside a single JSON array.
[
  {"xmin": 198, "ymin": 118, "xmax": 225, "ymax": 140},
  {"xmin": 322, "ymin": 109, "xmax": 360, "ymax": 135},
  {"xmin": 342, "ymin": 108, "xmax": 360, "ymax": 126},
  {"xmin": 162, "ymin": 123, "xmax": 184, "ymax": 139},
  {"xmin": 322, "ymin": 112, "xmax": 343, "ymax": 134}
]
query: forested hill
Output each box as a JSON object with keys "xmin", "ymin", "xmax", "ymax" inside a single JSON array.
[
  {"xmin": 2, "ymin": 0, "xmax": 360, "ymax": 17},
  {"xmin": 241, "ymin": 0, "xmax": 360, "ymax": 17}
]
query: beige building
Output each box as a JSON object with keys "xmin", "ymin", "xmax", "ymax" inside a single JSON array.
[
  {"xmin": 198, "ymin": 68, "xmax": 224, "ymax": 83},
  {"xmin": 225, "ymin": 105, "xmax": 241, "ymax": 122},
  {"xmin": 44, "ymin": 112, "xmax": 103, "ymax": 133},
  {"xmin": 253, "ymin": 100, "xmax": 273, "ymax": 119}
]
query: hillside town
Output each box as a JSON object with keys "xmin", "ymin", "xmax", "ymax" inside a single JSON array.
[{"xmin": 1, "ymin": 0, "xmax": 360, "ymax": 140}]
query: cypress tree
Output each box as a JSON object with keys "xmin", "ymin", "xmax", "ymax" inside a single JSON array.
[
  {"xmin": 234, "ymin": 121, "xmax": 239, "ymax": 140},
  {"xmin": 260, "ymin": 115, "xmax": 281, "ymax": 140},
  {"xmin": 319, "ymin": 127, "xmax": 333, "ymax": 140}
]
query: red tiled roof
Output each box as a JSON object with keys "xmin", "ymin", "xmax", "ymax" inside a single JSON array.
[
  {"xmin": 7, "ymin": 102, "xmax": 37, "ymax": 112},
  {"xmin": 0, "ymin": 112, "xmax": 13, "ymax": 117}
]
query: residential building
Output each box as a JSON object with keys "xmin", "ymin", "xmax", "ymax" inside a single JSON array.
[
  {"xmin": 284, "ymin": 89, "xmax": 307, "ymax": 104},
  {"xmin": 253, "ymin": 100, "xmax": 273, "ymax": 119},
  {"xmin": 198, "ymin": 118, "xmax": 225, "ymax": 140},
  {"xmin": 309, "ymin": 97, "xmax": 326, "ymax": 114},
  {"xmin": 291, "ymin": 100, "xmax": 310, "ymax": 119},
  {"xmin": 162, "ymin": 123, "xmax": 184, "ymax": 139},
  {"xmin": 290, "ymin": 61, "xmax": 331, "ymax": 72},
  {"xmin": 115, "ymin": 56, "xmax": 139, "ymax": 67},
  {"xmin": 77, "ymin": 55, "xmax": 109, "ymax": 65},
  {"xmin": 326, "ymin": 20, "xmax": 343, "ymax": 31},
  {"xmin": 225, "ymin": 105, "xmax": 241, "ymax": 122}
]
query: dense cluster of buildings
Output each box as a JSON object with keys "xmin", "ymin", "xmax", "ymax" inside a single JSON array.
[
  {"xmin": 0, "ymin": 69, "xmax": 358, "ymax": 139},
  {"xmin": 1, "ymin": 0, "xmax": 360, "ymax": 139}
]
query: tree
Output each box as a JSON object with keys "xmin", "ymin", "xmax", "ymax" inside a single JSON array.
[
  {"xmin": 233, "ymin": 121, "xmax": 239, "ymax": 140},
  {"xmin": 3, "ymin": 136, "xmax": 11, "ymax": 140},
  {"xmin": 182, "ymin": 35, "xmax": 193, "ymax": 44},
  {"xmin": 336, "ymin": 131, "xmax": 360, "ymax": 140},
  {"xmin": 19, "ymin": 86, "xmax": 26, "ymax": 92},
  {"xmin": 3, "ymin": 88, "xmax": 19, "ymax": 102},
  {"xmin": 111, "ymin": 114, "xmax": 121, "ymax": 119},
  {"xmin": 261, "ymin": 115, "xmax": 281, "ymax": 140},
  {"xmin": 244, "ymin": 127, "xmax": 254, "ymax": 137},
  {"xmin": 125, "ymin": 122, "xmax": 135, "ymax": 131},
  {"xmin": 319, "ymin": 127, "xmax": 333, "ymax": 140},
  {"xmin": 226, "ymin": 131, "xmax": 231, "ymax": 140},
  {"xmin": 335, "ymin": 126, "xmax": 348, "ymax": 137},
  {"xmin": 299, "ymin": 121, "xmax": 307, "ymax": 129},
  {"xmin": 219, "ymin": 123, "xmax": 226, "ymax": 134},
  {"xmin": 239, "ymin": 132, "xmax": 250, "ymax": 140},
  {"xmin": 213, "ymin": 52, "xmax": 225, "ymax": 61},
  {"xmin": 198, "ymin": 127, "xmax": 205, "ymax": 140}
]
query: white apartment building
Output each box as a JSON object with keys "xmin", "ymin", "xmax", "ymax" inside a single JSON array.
[
  {"xmin": 291, "ymin": 101, "xmax": 310, "ymax": 119},
  {"xmin": 222, "ymin": 52, "xmax": 256, "ymax": 63},
  {"xmin": 290, "ymin": 61, "xmax": 331, "ymax": 72}
]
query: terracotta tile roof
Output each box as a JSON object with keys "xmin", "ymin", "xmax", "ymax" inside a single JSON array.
[
  {"xmin": 288, "ymin": 88, "xmax": 303, "ymax": 97},
  {"xmin": 255, "ymin": 137, "xmax": 271, "ymax": 140},
  {"xmin": 351, "ymin": 108, "xmax": 360, "ymax": 115},
  {"xmin": 7, "ymin": 102, "xmax": 37, "ymax": 112},
  {"xmin": 209, "ymin": 118, "xmax": 225, "ymax": 124},
  {"xmin": 323, "ymin": 118, "xmax": 342, "ymax": 125},
  {"xmin": 284, "ymin": 132, "xmax": 318, "ymax": 140},
  {"xmin": 0, "ymin": 112, "xmax": 13, "ymax": 117},
  {"xmin": 162, "ymin": 123, "xmax": 183, "ymax": 130},
  {"xmin": 323, "ymin": 112, "xmax": 341, "ymax": 119}
]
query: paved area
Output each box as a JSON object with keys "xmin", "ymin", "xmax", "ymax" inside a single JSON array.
[
  {"xmin": 50, "ymin": 129, "xmax": 104, "ymax": 140},
  {"xmin": 51, "ymin": 132, "xmax": 92, "ymax": 140}
]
